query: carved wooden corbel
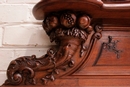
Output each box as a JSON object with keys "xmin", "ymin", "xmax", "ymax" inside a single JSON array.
[
  {"xmin": 2, "ymin": 0, "xmax": 130, "ymax": 86},
  {"xmin": 3, "ymin": 9, "xmax": 102, "ymax": 86}
]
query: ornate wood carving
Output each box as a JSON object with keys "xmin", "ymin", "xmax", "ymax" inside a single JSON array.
[
  {"xmin": 3, "ymin": 10, "xmax": 101, "ymax": 86},
  {"xmin": 103, "ymin": 36, "xmax": 122, "ymax": 59},
  {"xmin": 2, "ymin": 0, "xmax": 130, "ymax": 87}
]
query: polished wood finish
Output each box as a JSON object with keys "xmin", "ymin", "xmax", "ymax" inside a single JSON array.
[{"xmin": 1, "ymin": 0, "xmax": 130, "ymax": 87}]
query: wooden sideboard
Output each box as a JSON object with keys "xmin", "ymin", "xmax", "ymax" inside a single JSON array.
[{"xmin": 1, "ymin": 0, "xmax": 130, "ymax": 87}]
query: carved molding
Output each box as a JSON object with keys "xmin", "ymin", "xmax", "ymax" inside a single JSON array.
[{"xmin": 33, "ymin": 0, "xmax": 130, "ymax": 20}]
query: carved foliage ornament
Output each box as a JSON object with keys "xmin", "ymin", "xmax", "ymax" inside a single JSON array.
[
  {"xmin": 103, "ymin": 36, "xmax": 122, "ymax": 59},
  {"xmin": 3, "ymin": 10, "xmax": 102, "ymax": 86}
]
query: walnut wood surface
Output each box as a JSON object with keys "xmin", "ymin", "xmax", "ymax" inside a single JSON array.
[
  {"xmin": 1, "ymin": 0, "xmax": 130, "ymax": 87},
  {"xmin": 33, "ymin": 0, "xmax": 130, "ymax": 20}
]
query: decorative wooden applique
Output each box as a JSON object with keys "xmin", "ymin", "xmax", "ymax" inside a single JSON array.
[
  {"xmin": 1, "ymin": 0, "xmax": 130, "ymax": 87},
  {"xmin": 103, "ymin": 36, "xmax": 122, "ymax": 59}
]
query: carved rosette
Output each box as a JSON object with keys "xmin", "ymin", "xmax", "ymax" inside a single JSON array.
[{"xmin": 3, "ymin": 10, "xmax": 102, "ymax": 86}]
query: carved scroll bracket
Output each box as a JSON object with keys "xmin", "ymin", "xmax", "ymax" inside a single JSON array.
[{"xmin": 3, "ymin": 10, "xmax": 98, "ymax": 86}]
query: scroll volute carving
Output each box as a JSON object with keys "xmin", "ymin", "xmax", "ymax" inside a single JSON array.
[{"xmin": 2, "ymin": 10, "xmax": 97, "ymax": 86}]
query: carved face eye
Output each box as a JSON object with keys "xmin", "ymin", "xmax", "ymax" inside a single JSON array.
[
  {"xmin": 60, "ymin": 12, "xmax": 76, "ymax": 28},
  {"xmin": 78, "ymin": 15, "xmax": 91, "ymax": 29}
]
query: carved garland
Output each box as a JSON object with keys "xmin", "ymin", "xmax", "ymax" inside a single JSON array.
[{"xmin": 3, "ymin": 10, "xmax": 102, "ymax": 86}]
